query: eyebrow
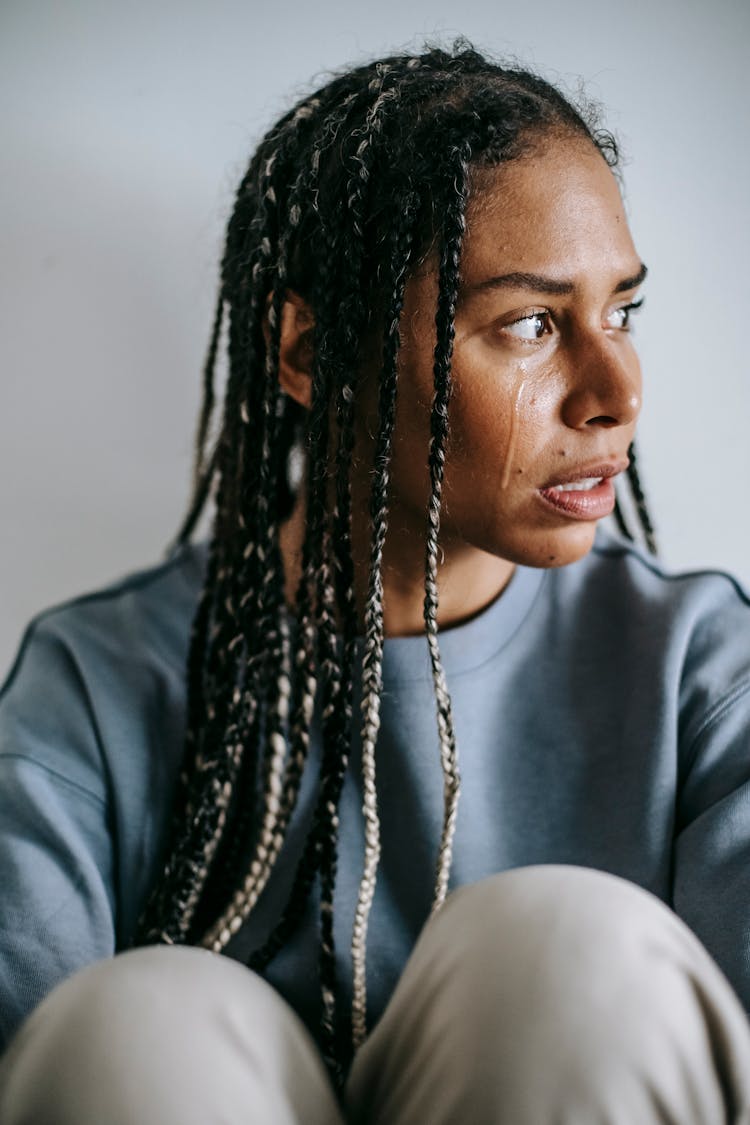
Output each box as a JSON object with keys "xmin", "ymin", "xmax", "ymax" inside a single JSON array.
[{"xmin": 465, "ymin": 262, "xmax": 648, "ymax": 297}]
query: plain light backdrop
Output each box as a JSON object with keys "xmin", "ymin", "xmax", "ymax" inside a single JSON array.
[{"xmin": 1, "ymin": 0, "xmax": 748, "ymax": 678}]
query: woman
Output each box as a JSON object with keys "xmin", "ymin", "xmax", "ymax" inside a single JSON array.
[{"xmin": 1, "ymin": 42, "xmax": 750, "ymax": 1123}]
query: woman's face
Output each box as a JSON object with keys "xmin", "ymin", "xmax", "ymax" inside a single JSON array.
[{"xmin": 367, "ymin": 132, "xmax": 645, "ymax": 576}]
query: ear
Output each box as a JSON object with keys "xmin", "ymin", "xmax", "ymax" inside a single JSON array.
[{"xmin": 264, "ymin": 290, "xmax": 314, "ymax": 409}]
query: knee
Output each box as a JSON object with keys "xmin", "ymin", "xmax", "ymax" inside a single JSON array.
[
  {"xmin": 348, "ymin": 869, "xmax": 750, "ymax": 1124},
  {"xmin": 376, "ymin": 864, "xmax": 707, "ymax": 1053},
  {"xmin": 419, "ymin": 864, "xmax": 678, "ymax": 988},
  {"xmin": 5, "ymin": 945, "xmax": 266, "ymax": 1054},
  {"xmin": 443, "ymin": 862, "xmax": 665, "ymax": 934},
  {"xmin": 0, "ymin": 949, "xmax": 241, "ymax": 1110},
  {"xmin": 0, "ymin": 947, "xmax": 330, "ymax": 1125}
]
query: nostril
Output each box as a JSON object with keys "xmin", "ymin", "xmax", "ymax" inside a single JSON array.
[{"xmin": 586, "ymin": 416, "xmax": 619, "ymax": 427}]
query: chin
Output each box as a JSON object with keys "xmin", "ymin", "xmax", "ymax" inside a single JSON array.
[{"xmin": 504, "ymin": 521, "xmax": 600, "ymax": 571}]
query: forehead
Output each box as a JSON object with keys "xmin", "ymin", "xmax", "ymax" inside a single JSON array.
[{"xmin": 461, "ymin": 136, "xmax": 639, "ymax": 283}]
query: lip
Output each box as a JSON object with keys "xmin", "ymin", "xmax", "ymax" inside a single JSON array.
[
  {"xmin": 540, "ymin": 459, "xmax": 629, "ymax": 490},
  {"xmin": 536, "ymin": 459, "xmax": 628, "ymax": 522}
]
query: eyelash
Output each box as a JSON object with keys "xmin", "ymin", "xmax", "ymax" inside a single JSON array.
[
  {"xmin": 613, "ymin": 298, "xmax": 644, "ymax": 329},
  {"xmin": 503, "ymin": 297, "xmax": 645, "ymax": 342}
]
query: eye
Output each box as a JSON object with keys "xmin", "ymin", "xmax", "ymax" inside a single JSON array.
[
  {"xmin": 605, "ymin": 298, "xmax": 644, "ymax": 330},
  {"xmin": 503, "ymin": 311, "xmax": 551, "ymax": 341}
]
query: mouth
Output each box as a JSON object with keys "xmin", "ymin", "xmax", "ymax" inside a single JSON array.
[
  {"xmin": 549, "ymin": 476, "xmax": 603, "ymax": 493},
  {"xmin": 536, "ymin": 460, "xmax": 628, "ymax": 521}
]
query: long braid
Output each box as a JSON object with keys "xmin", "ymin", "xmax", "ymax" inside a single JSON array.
[
  {"xmin": 612, "ymin": 497, "xmax": 634, "ymax": 543},
  {"xmin": 423, "ymin": 149, "xmax": 469, "ymax": 912},
  {"xmin": 192, "ymin": 96, "xmax": 344, "ymax": 939},
  {"xmin": 314, "ymin": 68, "xmax": 414, "ymax": 1065},
  {"xmin": 158, "ymin": 159, "xmax": 286, "ymax": 937},
  {"xmin": 626, "ymin": 441, "xmax": 658, "ymax": 555},
  {"xmin": 179, "ymin": 148, "xmax": 289, "ymax": 923},
  {"xmin": 139, "ymin": 96, "xmax": 325, "ymax": 943},
  {"xmin": 138, "ymin": 532, "xmax": 223, "ymax": 941},
  {"xmin": 168, "ymin": 292, "xmax": 225, "ymax": 553},
  {"xmin": 350, "ymin": 193, "xmax": 417, "ymax": 1050},
  {"xmin": 243, "ymin": 220, "xmax": 346, "ymax": 980},
  {"xmin": 198, "ymin": 114, "xmax": 337, "ymax": 946},
  {"xmin": 140, "ymin": 476, "xmax": 239, "ymax": 941},
  {"xmin": 237, "ymin": 84, "xmax": 410, "ymax": 1068},
  {"xmin": 209, "ymin": 170, "xmax": 309, "ymax": 906},
  {"xmin": 193, "ymin": 292, "xmax": 225, "ymax": 493},
  {"xmin": 241, "ymin": 275, "xmax": 348, "ymax": 971},
  {"xmin": 313, "ymin": 74, "xmax": 439, "ymax": 1068}
]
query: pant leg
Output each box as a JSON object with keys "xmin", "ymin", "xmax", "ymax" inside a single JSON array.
[
  {"xmin": 0, "ymin": 945, "xmax": 343, "ymax": 1125},
  {"xmin": 346, "ymin": 864, "xmax": 750, "ymax": 1125}
]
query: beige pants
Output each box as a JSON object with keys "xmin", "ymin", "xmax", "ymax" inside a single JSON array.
[{"xmin": 2, "ymin": 865, "xmax": 750, "ymax": 1124}]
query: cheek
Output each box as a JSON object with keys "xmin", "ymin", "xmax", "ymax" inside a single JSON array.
[
  {"xmin": 506, "ymin": 376, "xmax": 563, "ymax": 476},
  {"xmin": 388, "ymin": 389, "xmax": 432, "ymax": 508},
  {"xmin": 444, "ymin": 364, "xmax": 560, "ymax": 492}
]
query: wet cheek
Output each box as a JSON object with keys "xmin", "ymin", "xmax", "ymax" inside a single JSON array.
[
  {"xmin": 456, "ymin": 368, "xmax": 557, "ymax": 491},
  {"xmin": 499, "ymin": 425, "xmax": 545, "ymax": 491},
  {"xmin": 515, "ymin": 368, "xmax": 565, "ymax": 447},
  {"xmin": 499, "ymin": 366, "xmax": 533, "ymax": 490}
]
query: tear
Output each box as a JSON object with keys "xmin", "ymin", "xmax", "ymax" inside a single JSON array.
[{"xmin": 500, "ymin": 375, "xmax": 527, "ymax": 490}]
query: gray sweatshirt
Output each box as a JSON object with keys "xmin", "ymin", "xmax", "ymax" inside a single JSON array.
[{"xmin": 1, "ymin": 527, "xmax": 749, "ymax": 1051}]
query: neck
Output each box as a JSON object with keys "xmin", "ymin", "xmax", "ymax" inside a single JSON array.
[{"xmin": 278, "ymin": 488, "xmax": 515, "ymax": 638}]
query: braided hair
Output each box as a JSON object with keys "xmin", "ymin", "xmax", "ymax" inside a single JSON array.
[{"xmin": 136, "ymin": 41, "xmax": 657, "ymax": 1077}]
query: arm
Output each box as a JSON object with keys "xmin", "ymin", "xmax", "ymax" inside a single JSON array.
[
  {"xmin": 0, "ymin": 622, "xmax": 116, "ymax": 1050},
  {"xmin": 673, "ymin": 674, "xmax": 750, "ymax": 1016}
]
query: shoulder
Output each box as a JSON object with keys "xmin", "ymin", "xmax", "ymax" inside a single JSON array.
[
  {"xmin": 555, "ymin": 527, "xmax": 750, "ymax": 746},
  {"xmin": 563, "ymin": 525, "xmax": 750, "ymax": 615},
  {"xmin": 0, "ymin": 541, "xmax": 207, "ymax": 797},
  {"xmin": 551, "ymin": 525, "xmax": 750, "ymax": 644},
  {"xmin": 1, "ymin": 541, "xmax": 207, "ymax": 703}
]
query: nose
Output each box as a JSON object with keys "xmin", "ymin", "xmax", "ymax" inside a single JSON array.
[{"xmin": 560, "ymin": 335, "xmax": 641, "ymax": 431}]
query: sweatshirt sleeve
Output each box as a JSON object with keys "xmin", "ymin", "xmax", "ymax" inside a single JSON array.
[
  {"xmin": 0, "ymin": 620, "xmax": 117, "ymax": 1051},
  {"xmin": 671, "ymin": 579, "xmax": 750, "ymax": 1016}
]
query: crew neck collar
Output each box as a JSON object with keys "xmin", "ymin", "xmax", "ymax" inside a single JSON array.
[
  {"xmin": 185, "ymin": 541, "xmax": 546, "ymax": 683},
  {"xmin": 379, "ymin": 564, "xmax": 546, "ymax": 684}
]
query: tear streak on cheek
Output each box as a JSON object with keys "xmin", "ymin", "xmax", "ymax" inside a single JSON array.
[{"xmin": 500, "ymin": 376, "xmax": 527, "ymax": 490}]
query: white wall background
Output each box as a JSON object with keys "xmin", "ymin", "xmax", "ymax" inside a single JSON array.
[{"xmin": 1, "ymin": 0, "xmax": 748, "ymax": 678}]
